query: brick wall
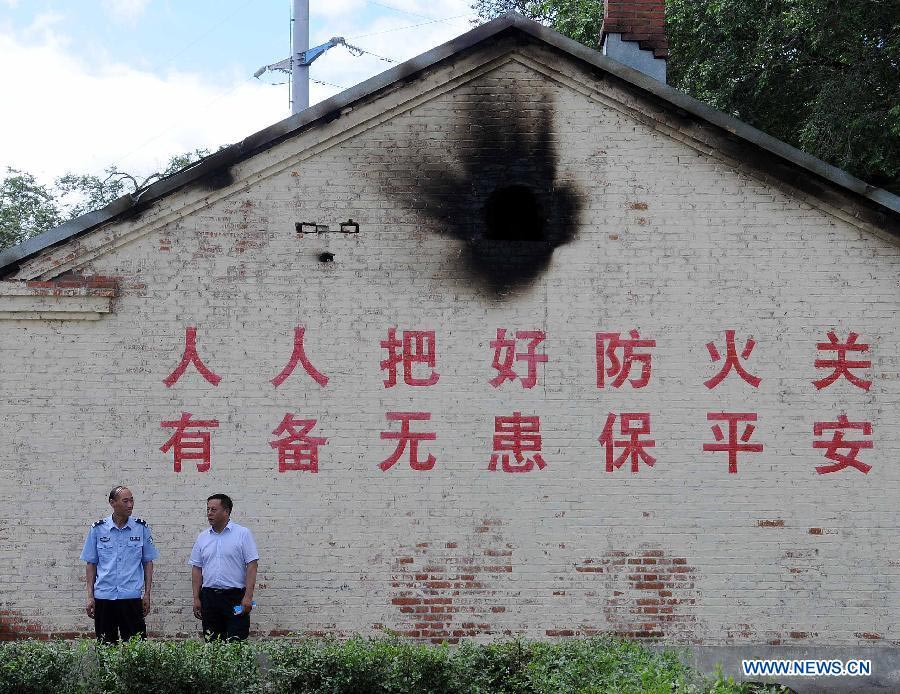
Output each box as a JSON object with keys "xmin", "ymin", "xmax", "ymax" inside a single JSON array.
[
  {"xmin": 603, "ymin": 0, "xmax": 668, "ymax": 57},
  {"xmin": 0, "ymin": 41, "xmax": 898, "ymax": 647}
]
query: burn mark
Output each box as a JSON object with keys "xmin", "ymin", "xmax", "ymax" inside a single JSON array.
[
  {"xmin": 385, "ymin": 89, "xmax": 581, "ymax": 292},
  {"xmin": 197, "ymin": 166, "xmax": 235, "ymax": 191}
]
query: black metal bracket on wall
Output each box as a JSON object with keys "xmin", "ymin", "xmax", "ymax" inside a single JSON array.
[{"xmin": 296, "ymin": 219, "xmax": 360, "ymax": 234}]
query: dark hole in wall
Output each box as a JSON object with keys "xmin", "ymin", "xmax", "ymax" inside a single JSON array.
[
  {"xmin": 382, "ymin": 83, "xmax": 583, "ymax": 294},
  {"xmin": 483, "ymin": 185, "xmax": 545, "ymax": 242}
]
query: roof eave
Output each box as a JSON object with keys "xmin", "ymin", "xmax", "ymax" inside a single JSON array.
[{"xmin": 2, "ymin": 12, "xmax": 897, "ymax": 275}]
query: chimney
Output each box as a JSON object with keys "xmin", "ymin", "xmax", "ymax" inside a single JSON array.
[{"xmin": 600, "ymin": 0, "xmax": 668, "ymax": 83}]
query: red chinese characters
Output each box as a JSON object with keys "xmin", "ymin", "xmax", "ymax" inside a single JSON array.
[
  {"xmin": 702, "ymin": 412, "xmax": 763, "ymax": 473},
  {"xmin": 596, "ymin": 330, "xmax": 655, "ymax": 388},
  {"xmin": 380, "ymin": 412, "xmax": 437, "ymax": 471},
  {"xmin": 163, "ymin": 327, "xmax": 222, "ymax": 387},
  {"xmin": 704, "ymin": 330, "xmax": 761, "ymax": 389},
  {"xmin": 598, "ymin": 413, "xmax": 656, "ymax": 472},
  {"xmin": 380, "ymin": 328, "xmax": 440, "ymax": 388},
  {"xmin": 149, "ymin": 322, "xmax": 883, "ymax": 482},
  {"xmin": 272, "ymin": 326, "xmax": 329, "ymax": 388},
  {"xmin": 489, "ymin": 412, "xmax": 546, "ymax": 472},
  {"xmin": 489, "ymin": 329, "xmax": 548, "ymax": 389},
  {"xmin": 160, "ymin": 412, "xmax": 220, "ymax": 472},
  {"xmin": 813, "ymin": 414, "xmax": 873, "ymax": 474},
  {"xmin": 270, "ymin": 414, "xmax": 327, "ymax": 472},
  {"xmin": 813, "ymin": 331, "xmax": 872, "ymax": 391}
]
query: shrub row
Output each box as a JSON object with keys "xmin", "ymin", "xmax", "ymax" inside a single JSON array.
[{"xmin": 0, "ymin": 636, "xmax": 789, "ymax": 694}]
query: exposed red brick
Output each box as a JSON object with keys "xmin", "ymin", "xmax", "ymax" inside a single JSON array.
[
  {"xmin": 26, "ymin": 273, "xmax": 120, "ymax": 293},
  {"xmin": 635, "ymin": 582, "xmax": 664, "ymax": 590},
  {"xmin": 601, "ymin": 0, "xmax": 668, "ymax": 57},
  {"xmin": 424, "ymin": 597, "xmax": 452, "ymax": 605},
  {"xmin": 757, "ymin": 520, "xmax": 785, "ymax": 528},
  {"xmin": 0, "ymin": 608, "xmax": 47, "ymax": 641},
  {"xmin": 388, "ymin": 518, "xmax": 513, "ymax": 643},
  {"xmin": 855, "ymin": 632, "xmax": 882, "ymax": 640},
  {"xmin": 576, "ymin": 547, "xmax": 698, "ymax": 642},
  {"xmin": 391, "ymin": 597, "xmax": 421, "ymax": 606},
  {"xmin": 482, "ymin": 565, "xmax": 512, "ymax": 573}
]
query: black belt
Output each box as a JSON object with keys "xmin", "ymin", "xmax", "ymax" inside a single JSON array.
[{"xmin": 202, "ymin": 586, "xmax": 244, "ymax": 594}]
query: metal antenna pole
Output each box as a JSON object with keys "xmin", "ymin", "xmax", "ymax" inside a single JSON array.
[
  {"xmin": 256, "ymin": 2, "xmax": 350, "ymax": 113},
  {"xmin": 292, "ymin": 0, "xmax": 309, "ymax": 114}
]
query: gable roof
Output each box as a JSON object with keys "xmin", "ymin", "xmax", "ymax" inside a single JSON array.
[{"xmin": 2, "ymin": 12, "xmax": 898, "ymax": 277}]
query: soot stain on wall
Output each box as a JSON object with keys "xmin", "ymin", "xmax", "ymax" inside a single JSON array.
[{"xmin": 386, "ymin": 88, "xmax": 583, "ymax": 292}]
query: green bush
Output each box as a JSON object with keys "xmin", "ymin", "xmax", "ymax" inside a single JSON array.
[
  {"xmin": 88, "ymin": 638, "xmax": 259, "ymax": 694},
  {"xmin": 0, "ymin": 639, "xmax": 84, "ymax": 694},
  {"xmin": 0, "ymin": 637, "xmax": 790, "ymax": 694}
]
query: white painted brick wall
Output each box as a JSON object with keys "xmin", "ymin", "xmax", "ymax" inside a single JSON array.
[{"xmin": 1, "ymin": 44, "xmax": 898, "ymax": 646}]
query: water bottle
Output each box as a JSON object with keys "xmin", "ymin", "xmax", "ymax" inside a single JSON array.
[{"xmin": 233, "ymin": 600, "xmax": 256, "ymax": 615}]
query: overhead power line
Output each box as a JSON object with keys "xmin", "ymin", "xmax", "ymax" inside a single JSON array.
[
  {"xmin": 348, "ymin": 14, "xmax": 470, "ymax": 40},
  {"xmin": 366, "ymin": 0, "xmax": 455, "ymax": 22}
]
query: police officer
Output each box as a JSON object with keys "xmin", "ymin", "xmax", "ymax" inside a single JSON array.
[{"xmin": 80, "ymin": 485, "xmax": 159, "ymax": 642}]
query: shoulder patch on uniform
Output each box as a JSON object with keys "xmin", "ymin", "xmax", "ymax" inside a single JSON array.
[
  {"xmin": 91, "ymin": 518, "xmax": 106, "ymax": 528},
  {"xmin": 134, "ymin": 517, "xmax": 148, "ymax": 526}
]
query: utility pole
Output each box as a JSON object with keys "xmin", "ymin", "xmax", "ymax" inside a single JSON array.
[
  {"xmin": 291, "ymin": 0, "xmax": 309, "ymax": 114},
  {"xmin": 254, "ymin": 1, "xmax": 362, "ymax": 115}
]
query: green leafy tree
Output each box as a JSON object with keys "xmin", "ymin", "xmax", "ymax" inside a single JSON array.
[
  {"xmin": 668, "ymin": 0, "xmax": 900, "ymax": 192},
  {"xmin": 0, "ymin": 149, "xmax": 211, "ymax": 252},
  {"xmin": 0, "ymin": 169, "xmax": 62, "ymax": 250},
  {"xmin": 473, "ymin": 0, "xmax": 900, "ymax": 193},
  {"xmin": 476, "ymin": 0, "xmax": 603, "ymax": 47}
]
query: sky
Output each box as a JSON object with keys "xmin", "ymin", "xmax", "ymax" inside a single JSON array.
[{"xmin": 0, "ymin": 0, "xmax": 477, "ymax": 185}]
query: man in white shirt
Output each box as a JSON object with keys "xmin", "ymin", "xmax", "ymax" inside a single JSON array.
[{"xmin": 189, "ymin": 493, "xmax": 259, "ymax": 641}]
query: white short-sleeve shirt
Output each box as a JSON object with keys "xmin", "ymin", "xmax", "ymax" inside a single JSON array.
[{"xmin": 189, "ymin": 520, "xmax": 259, "ymax": 589}]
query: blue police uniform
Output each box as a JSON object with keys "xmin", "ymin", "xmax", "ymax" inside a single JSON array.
[{"xmin": 81, "ymin": 515, "xmax": 159, "ymax": 641}]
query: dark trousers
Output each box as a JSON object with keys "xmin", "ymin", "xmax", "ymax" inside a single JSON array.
[
  {"xmin": 199, "ymin": 587, "xmax": 250, "ymax": 641},
  {"xmin": 94, "ymin": 598, "xmax": 146, "ymax": 643}
]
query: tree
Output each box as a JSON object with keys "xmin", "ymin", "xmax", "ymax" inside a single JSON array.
[
  {"xmin": 472, "ymin": 0, "xmax": 900, "ymax": 193},
  {"xmin": 0, "ymin": 149, "xmax": 210, "ymax": 252},
  {"xmin": 476, "ymin": 0, "xmax": 603, "ymax": 47},
  {"xmin": 0, "ymin": 170, "xmax": 62, "ymax": 251}
]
